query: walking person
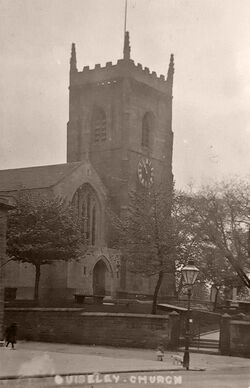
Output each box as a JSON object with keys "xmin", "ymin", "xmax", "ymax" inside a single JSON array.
[{"xmin": 5, "ymin": 323, "xmax": 17, "ymax": 350}]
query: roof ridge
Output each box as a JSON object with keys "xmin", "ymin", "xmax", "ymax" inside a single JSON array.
[
  {"xmin": 0, "ymin": 161, "xmax": 87, "ymax": 192},
  {"xmin": 0, "ymin": 161, "xmax": 82, "ymax": 173}
]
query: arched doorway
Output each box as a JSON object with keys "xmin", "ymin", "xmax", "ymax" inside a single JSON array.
[{"xmin": 93, "ymin": 259, "xmax": 111, "ymax": 296}]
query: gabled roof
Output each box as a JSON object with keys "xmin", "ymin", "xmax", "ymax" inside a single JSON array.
[
  {"xmin": 0, "ymin": 162, "xmax": 83, "ymax": 192},
  {"xmin": 0, "ymin": 196, "xmax": 16, "ymax": 209}
]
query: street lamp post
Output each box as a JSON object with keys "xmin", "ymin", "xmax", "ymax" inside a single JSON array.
[{"xmin": 181, "ymin": 260, "xmax": 199, "ymax": 370}]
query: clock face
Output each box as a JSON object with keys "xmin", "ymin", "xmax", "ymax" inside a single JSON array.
[{"xmin": 138, "ymin": 158, "xmax": 154, "ymax": 187}]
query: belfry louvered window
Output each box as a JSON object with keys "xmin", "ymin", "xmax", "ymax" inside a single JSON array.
[
  {"xmin": 142, "ymin": 112, "xmax": 154, "ymax": 148},
  {"xmin": 92, "ymin": 107, "xmax": 106, "ymax": 143}
]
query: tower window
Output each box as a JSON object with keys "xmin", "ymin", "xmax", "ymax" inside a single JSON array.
[
  {"xmin": 142, "ymin": 112, "xmax": 154, "ymax": 148},
  {"xmin": 92, "ymin": 107, "xmax": 107, "ymax": 143}
]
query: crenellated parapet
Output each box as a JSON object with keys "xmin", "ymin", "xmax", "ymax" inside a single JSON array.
[
  {"xmin": 69, "ymin": 31, "xmax": 174, "ymax": 96},
  {"xmin": 70, "ymin": 57, "xmax": 173, "ymax": 95}
]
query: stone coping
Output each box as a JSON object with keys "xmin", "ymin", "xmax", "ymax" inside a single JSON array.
[
  {"xmin": 5, "ymin": 308, "xmax": 169, "ymax": 319},
  {"xmin": 230, "ymin": 320, "xmax": 250, "ymax": 325},
  {"xmin": 80, "ymin": 312, "xmax": 169, "ymax": 319},
  {"xmin": 5, "ymin": 308, "xmax": 84, "ymax": 312}
]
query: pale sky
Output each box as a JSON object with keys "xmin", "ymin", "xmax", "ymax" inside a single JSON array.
[{"xmin": 0, "ymin": 0, "xmax": 250, "ymax": 189}]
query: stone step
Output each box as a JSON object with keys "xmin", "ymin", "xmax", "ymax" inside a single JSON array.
[
  {"xmin": 190, "ymin": 344, "xmax": 219, "ymax": 349},
  {"xmin": 178, "ymin": 346, "xmax": 219, "ymax": 355},
  {"xmin": 191, "ymin": 339, "xmax": 219, "ymax": 342},
  {"xmin": 180, "ymin": 338, "xmax": 219, "ymax": 349},
  {"xmin": 190, "ymin": 341, "xmax": 219, "ymax": 349}
]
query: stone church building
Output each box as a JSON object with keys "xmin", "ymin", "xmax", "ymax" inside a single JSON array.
[{"xmin": 0, "ymin": 32, "xmax": 174, "ymax": 302}]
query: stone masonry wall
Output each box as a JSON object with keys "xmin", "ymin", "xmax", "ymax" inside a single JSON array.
[
  {"xmin": 230, "ymin": 319, "xmax": 250, "ymax": 357},
  {"xmin": 4, "ymin": 309, "xmax": 170, "ymax": 349},
  {"xmin": 220, "ymin": 314, "xmax": 250, "ymax": 357}
]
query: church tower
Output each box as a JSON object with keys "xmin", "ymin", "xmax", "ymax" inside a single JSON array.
[
  {"xmin": 67, "ymin": 32, "xmax": 174, "ymax": 216},
  {"xmin": 0, "ymin": 29, "xmax": 175, "ymax": 301}
]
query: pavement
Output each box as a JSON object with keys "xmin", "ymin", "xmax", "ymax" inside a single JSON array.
[{"xmin": 0, "ymin": 341, "xmax": 249, "ymax": 379}]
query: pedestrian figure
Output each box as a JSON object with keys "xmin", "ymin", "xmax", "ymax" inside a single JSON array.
[
  {"xmin": 156, "ymin": 344, "xmax": 164, "ymax": 361},
  {"xmin": 5, "ymin": 323, "xmax": 17, "ymax": 349}
]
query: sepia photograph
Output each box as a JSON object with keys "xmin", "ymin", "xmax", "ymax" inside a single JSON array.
[{"xmin": 0, "ymin": 0, "xmax": 250, "ymax": 387}]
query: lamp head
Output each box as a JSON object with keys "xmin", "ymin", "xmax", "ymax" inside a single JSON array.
[{"xmin": 182, "ymin": 260, "xmax": 199, "ymax": 286}]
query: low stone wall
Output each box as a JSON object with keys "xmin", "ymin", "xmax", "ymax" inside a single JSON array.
[
  {"xmin": 230, "ymin": 319, "xmax": 250, "ymax": 357},
  {"xmin": 220, "ymin": 313, "xmax": 250, "ymax": 357},
  {"xmin": 4, "ymin": 308, "xmax": 170, "ymax": 349}
]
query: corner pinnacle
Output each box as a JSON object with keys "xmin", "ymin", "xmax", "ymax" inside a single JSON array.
[
  {"xmin": 167, "ymin": 53, "xmax": 174, "ymax": 90},
  {"xmin": 70, "ymin": 43, "xmax": 77, "ymax": 72},
  {"xmin": 123, "ymin": 31, "xmax": 131, "ymax": 61}
]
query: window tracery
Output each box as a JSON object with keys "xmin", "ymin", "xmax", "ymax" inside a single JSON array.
[{"xmin": 72, "ymin": 184, "xmax": 100, "ymax": 245}]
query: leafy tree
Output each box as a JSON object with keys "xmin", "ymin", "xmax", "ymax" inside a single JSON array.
[
  {"xmin": 109, "ymin": 185, "xmax": 175, "ymax": 314},
  {"xmin": 186, "ymin": 179, "xmax": 250, "ymax": 291},
  {"xmin": 171, "ymin": 191, "xmax": 204, "ymax": 297},
  {"xmin": 110, "ymin": 179, "xmax": 250, "ymax": 313},
  {"xmin": 198, "ymin": 247, "xmax": 242, "ymax": 310},
  {"xmin": 172, "ymin": 182, "xmax": 250, "ymax": 307},
  {"xmin": 6, "ymin": 192, "xmax": 85, "ymax": 301}
]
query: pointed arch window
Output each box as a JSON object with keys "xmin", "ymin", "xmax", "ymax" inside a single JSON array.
[
  {"xmin": 142, "ymin": 112, "xmax": 154, "ymax": 148},
  {"xmin": 91, "ymin": 206, "xmax": 96, "ymax": 246},
  {"xmin": 72, "ymin": 184, "xmax": 100, "ymax": 246},
  {"xmin": 92, "ymin": 107, "xmax": 107, "ymax": 143}
]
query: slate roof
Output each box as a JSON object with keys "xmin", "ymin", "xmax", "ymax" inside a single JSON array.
[{"xmin": 0, "ymin": 162, "xmax": 82, "ymax": 192}]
